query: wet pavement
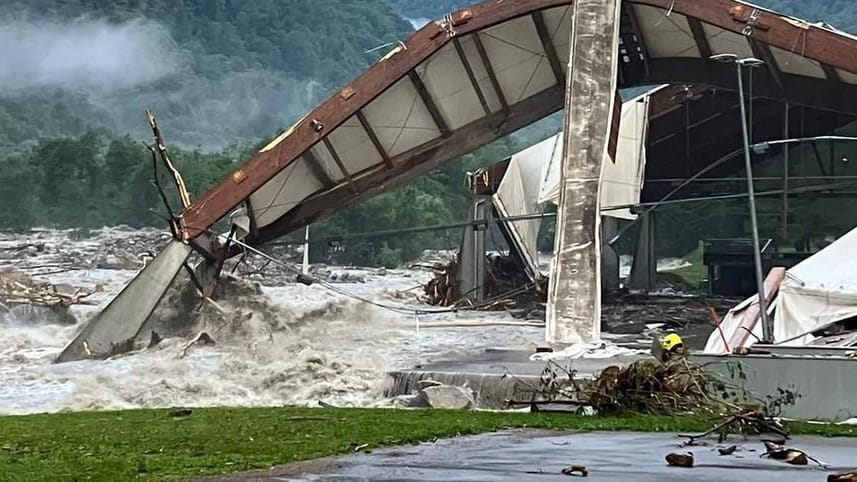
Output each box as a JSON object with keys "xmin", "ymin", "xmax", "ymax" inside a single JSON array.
[{"xmin": 205, "ymin": 431, "xmax": 857, "ymax": 481}]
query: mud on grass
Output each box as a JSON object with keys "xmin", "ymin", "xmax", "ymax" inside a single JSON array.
[{"xmin": 0, "ymin": 407, "xmax": 854, "ymax": 481}]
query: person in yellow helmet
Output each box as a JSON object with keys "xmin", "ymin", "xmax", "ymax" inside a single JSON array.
[{"xmin": 652, "ymin": 332, "xmax": 687, "ymax": 362}]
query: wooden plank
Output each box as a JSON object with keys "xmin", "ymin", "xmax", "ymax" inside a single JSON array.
[
  {"xmin": 179, "ymin": 0, "xmax": 574, "ymax": 240},
  {"xmin": 630, "ymin": 0, "xmax": 857, "ymax": 76},
  {"xmin": 408, "ymin": 70, "xmax": 451, "ymax": 137},
  {"xmin": 607, "ymin": 90, "xmax": 623, "ymax": 163},
  {"xmin": 749, "ymin": 38, "xmax": 785, "ymax": 92},
  {"xmin": 532, "ymin": 10, "xmax": 566, "ymax": 85},
  {"xmin": 303, "ymin": 149, "xmax": 336, "ymax": 189},
  {"xmin": 356, "ymin": 110, "xmax": 394, "ymax": 169},
  {"xmin": 322, "ymin": 138, "xmax": 359, "ymax": 194},
  {"xmin": 820, "ymin": 63, "xmax": 842, "ymax": 82},
  {"xmin": 546, "ymin": 0, "xmax": 622, "ymax": 345},
  {"xmin": 473, "ymin": 32, "xmax": 510, "ymax": 112},
  {"xmin": 453, "ymin": 38, "xmax": 493, "ymax": 116},
  {"xmin": 687, "ymin": 17, "xmax": 713, "ymax": 59}
]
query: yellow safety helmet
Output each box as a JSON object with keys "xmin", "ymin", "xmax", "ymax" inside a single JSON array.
[{"xmin": 660, "ymin": 333, "xmax": 684, "ymax": 351}]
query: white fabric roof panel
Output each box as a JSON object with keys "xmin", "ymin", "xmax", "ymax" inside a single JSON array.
[
  {"xmin": 775, "ymin": 226, "xmax": 857, "ymax": 345},
  {"xmin": 493, "ymin": 137, "xmax": 553, "ymax": 280},
  {"xmin": 480, "ymin": 15, "xmax": 556, "ymax": 104},
  {"xmin": 633, "ymin": 6, "xmax": 700, "ymax": 58},
  {"xmin": 456, "ymin": 34, "xmax": 506, "ymax": 114},
  {"xmin": 770, "ymin": 46, "xmax": 828, "ymax": 79},
  {"xmin": 703, "ymin": 24, "xmax": 755, "ymax": 59},
  {"xmin": 417, "ymin": 43, "xmax": 483, "ymax": 130},
  {"xmin": 250, "ymin": 158, "xmax": 326, "ymax": 228},
  {"xmin": 361, "ymin": 77, "xmax": 442, "ymax": 158},
  {"xmin": 323, "ymin": 116, "xmax": 384, "ymax": 174},
  {"xmin": 537, "ymin": 87, "xmax": 656, "ymax": 213},
  {"xmin": 837, "ymin": 69, "xmax": 857, "ymax": 85},
  {"xmin": 307, "ymin": 146, "xmax": 346, "ymax": 184}
]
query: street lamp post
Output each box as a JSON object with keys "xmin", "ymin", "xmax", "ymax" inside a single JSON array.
[{"xmin": 710, "ymin": 53, "xmax": 773, "ymax": 343}]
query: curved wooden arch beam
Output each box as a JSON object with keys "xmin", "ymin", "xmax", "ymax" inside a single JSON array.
[
  {"xmin": 629, "ymin": 0, "xmax": 857, "ymax": 77},
  {"xmin": 179, "ymin": 0, "xmax": 573, "ymax": 242}
]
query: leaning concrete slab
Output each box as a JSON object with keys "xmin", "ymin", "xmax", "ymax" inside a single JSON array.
[
  {"xmin": 546, "ymin": 0, "xmax": 621, "ymax": 344},
  {"xmin": 56, "ymin": 240, "xmax": 192, "ymax": 363}
]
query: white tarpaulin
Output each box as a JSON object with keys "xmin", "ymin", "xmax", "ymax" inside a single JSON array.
[
  {"xmin": 775, "ymin": 226, "xmax": 857, "ymax": 345},
  {"xmin": 493, "ymin": 87, "xmax": 657, "ymax": 280},
  {"xmin": 492, "ymin": 136, "xmax": 558, "ymax": 280},
  {"xmin": 537, "ymin": 86, "xmax": 657, "ymax": 218}
]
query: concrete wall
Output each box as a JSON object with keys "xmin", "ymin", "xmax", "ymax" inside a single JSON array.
[{"xmin": 692, "ymin": 353, "xmax": 857, "ymax": 421}]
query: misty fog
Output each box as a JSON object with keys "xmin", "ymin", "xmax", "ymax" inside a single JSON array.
[
  {"xmin": 0, "ymin": 18, "xmax": 181, "ymax": 92},
  {"xmin": 0, "ymin": 17, "xmax": 322, "ymax": 150}
]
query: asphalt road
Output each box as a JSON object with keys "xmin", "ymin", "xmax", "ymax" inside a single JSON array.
[{"xmin": 203, "ymin": 430, "xmax": 857, "ymax": 481}]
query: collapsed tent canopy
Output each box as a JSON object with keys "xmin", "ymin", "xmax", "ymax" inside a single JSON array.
[{"xmin": 703, "ymin": 225, "xmax": 857, "ymax": 354}]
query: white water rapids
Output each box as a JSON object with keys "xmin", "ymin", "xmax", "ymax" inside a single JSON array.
[
  {"xmin": 0, "ymin": 229, "xmax": 697, "ymax": 415},
  {"xmin": 0, "ymin": 229, "xmax": 542, "ymax": 415}
]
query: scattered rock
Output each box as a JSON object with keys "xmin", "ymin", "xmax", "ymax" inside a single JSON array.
[
  {"xmin": 829, "ymin": 472, "xmax": 857, "ymax": 482},
  {"xmin": 762, "ymin": 442, "xmax": 819, "ymax": 467},
  {"xmin": 147, "ymin": 331, "xmax": 162, "ymax": 349},
  {"xmin": 168, "ymin": 408, "xmax": 192, "ymax": 419},
  {"xmin": 418, "ymin": 385, "xmax": 474, "ymax": 410},
  {"xmin": 416, "ymin": 379, "xmax": 444, "ymax": 390},
  {"xmin": 561, "ymin": 465, "xmax": 588, "ymax": 477},
  {"xmin": 392, "ymin": 394, "xmax": 429, "ymax": 408},
  {"xmin": 717, "ymin": 445, "xmax": 737, "ymax": 456},
  {"xmin": 665, "ymin": 452, "xmax": 694, "ymax": 467},
  {"xmin": 330, "ymin": 271, "xmax": 366, "ymax": 283},
  {"xmin": 784, "ymin": 450, "xmax": 808, "ymax": 465}
]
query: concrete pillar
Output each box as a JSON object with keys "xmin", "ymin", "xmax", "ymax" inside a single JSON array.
[
  {"xmin": 628, "ymin": 211, "xmax": 657, "ymax": 291},
  {"xmin": 546, "ymin": 0, "xmax": 621, "ymax": 345},
  {"xmin": 456, "ymin": 197, "xmax": 490, "ymax": 303},
  {"xmin": 601, "ymin": 216, "xmax": 620, "ymax": 292}
]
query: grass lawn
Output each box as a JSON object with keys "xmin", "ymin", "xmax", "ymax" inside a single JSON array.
[{"xmin": 1, "ymin": 407, "xmax": 856, "ymax": 481}]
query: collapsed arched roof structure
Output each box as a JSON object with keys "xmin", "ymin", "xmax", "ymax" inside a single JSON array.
[
  {"xmin": 179, "ymin": 0, "xmax": 857, "ymax": 256},
  {"xmin": 59, "ymin": 0, "xmax": 857, "ymax": 361}
]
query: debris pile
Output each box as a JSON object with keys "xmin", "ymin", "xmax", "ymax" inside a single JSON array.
[
  {"xmin": 601, "ymin": 293, "xmax": 741, "ymax": 333},
  {"xmin": 584, "ymin": 359, "xmax": 725, "ymax": 416},
  {"xmin": 0, "ymin": 269, "xmax": 97, "ymax": 309},
  {"xmin": 0, "ymin": 227, "xmax": 171, "ymax": 272},
  {"xmin": 422, "ymin": 259, "xmax": 458, "ymax": 306},
  {"xmin": 421, "ymin": 253, "xmax": 545, "ymax": 308}
]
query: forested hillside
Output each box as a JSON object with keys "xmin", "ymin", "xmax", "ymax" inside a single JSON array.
[
  {"xmin": 0, "ymin": 0, "xmax": 412, "ymax": 150},
  {"xmin": 0, "ymin": 0, "xmax": 532, "ymax": 266},
  {"xmin": 1, "ymin": 0, "xmax": 857, "ymax": 266}
]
